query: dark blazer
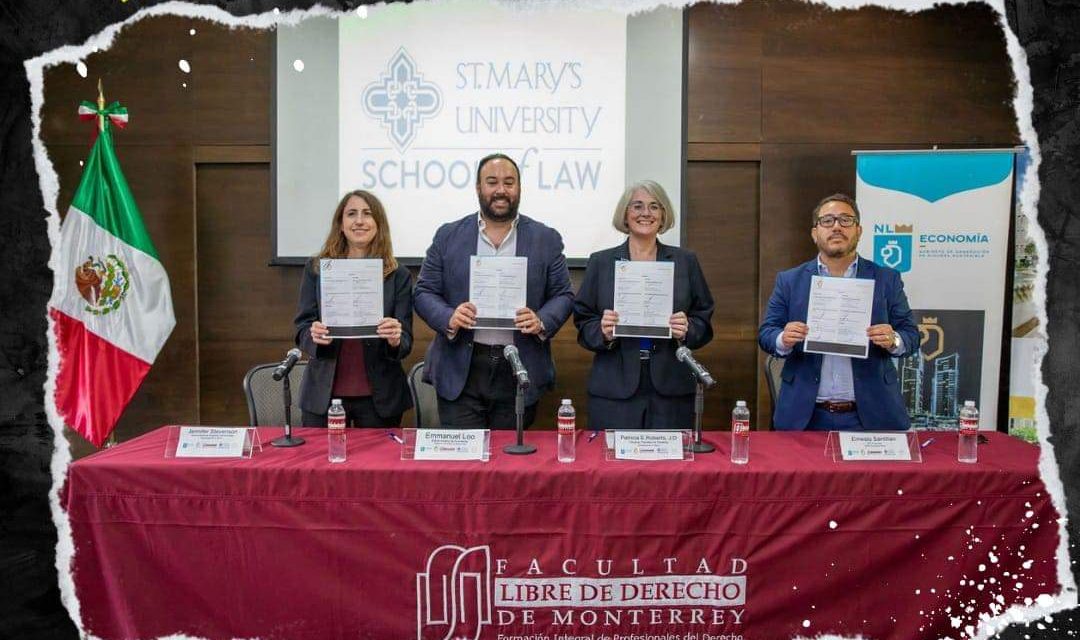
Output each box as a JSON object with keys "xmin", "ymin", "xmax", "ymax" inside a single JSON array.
[
  {"xmin": 294, "ymin": 259, "xmax": 414, "ymax": 418},
  {"xmin": 413, "ymin": 213, "xmax": 574, "ymax": 406},
  {"xmin": 574, "ymin": 240, "xmax": 715, "ymax": 399},
  {"xmin": 757, "ymin": 256, "xmax": 918, "ymax": 430}
]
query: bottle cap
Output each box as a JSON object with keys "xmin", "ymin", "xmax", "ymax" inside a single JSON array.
[
  {"xmin": 964, "ymin": 400, "xmax": 975, "ymax": 407},
  {"xmin": 736, "ymin": 400, "xmax": 747, "ymax": 407},
  {"xmin": 331, "ymin": 398, "xmax": 342, "ymax": 406},
  {"xmin": 561, "ymin": 399, "xmax": 571, "ymax": 405}
]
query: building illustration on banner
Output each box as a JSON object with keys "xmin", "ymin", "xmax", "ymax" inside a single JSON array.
[{"xmin": 900, "ymin": 310, "xmax": 984, "ymax": 428}]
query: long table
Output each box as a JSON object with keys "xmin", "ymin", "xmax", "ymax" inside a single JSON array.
[{"xmin": 64, "ymin": 427, "xmax": 1060, "ymax": 640}]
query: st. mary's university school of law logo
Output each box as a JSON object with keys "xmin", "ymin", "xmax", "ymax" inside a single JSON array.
[
  {"xmin": 362, "ymin": 48, "xmax": 443, "ymax": 153},
  {"xmin": 873, "ymin": 222, "xmax": 913, "ymax": 273}
]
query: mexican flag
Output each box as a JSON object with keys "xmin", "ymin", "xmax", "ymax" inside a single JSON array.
[{"xmin": 50, "ymin": 101, "xmax": 174, "ymax": 447}]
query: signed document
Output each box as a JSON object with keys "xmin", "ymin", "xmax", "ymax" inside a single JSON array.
[
  {"xmin": 470, "ymin": 256, "xmax": 527, "ymax": 330},
  {"xmin": 319, "ymin": 258, "xmax": 383, "ymax": 338},
  {"xmin": 612, "ymin": 261, "xmax": 674, "ymax": 339},
  {"xmin": 804, "ymin": 275, "xmax": 874, "ymax": 359}
]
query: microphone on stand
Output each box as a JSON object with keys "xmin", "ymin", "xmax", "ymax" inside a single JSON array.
[
  {"xmin": 677, "ymin": 346, "xmax": 716, "ymax": 454},
  {"xmin": 272, "ymin": 348, "xmax": 303, "ymax": 381},
  {"xmin": 503, "ymin": 344, "xmax": 531, "ymax": 389},
  {"xmin": 270, "ymin": 348, "xmax": 305, "ymax": 448},
  {"xmin": 502, "ymin": 343, "xmax": 536, "ymax": 455},
  {"xmin": 676, "ymin": 346, "xmax": 715, "ymax": 389}
]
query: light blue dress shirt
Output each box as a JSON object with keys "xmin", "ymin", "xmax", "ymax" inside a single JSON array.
[{"xmin": 774, "ymin": 255, "xmax": 903, "ymax": 402}]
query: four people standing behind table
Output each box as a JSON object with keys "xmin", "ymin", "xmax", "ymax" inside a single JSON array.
[
  {"xmin": 413, "ymin": 153, "xmax": 574, "ymax": 429},
  {"xmin": 757, "ymin": 193, "xmax": 917, "ymax": 431},
  {"xmin": 295, "ymin": 190, "xmax": 414, "ymax": 427},
  {"xmin": 574, "ymin": 181, "xmax": 715, "ymax": 429},
  {"xmin": 298, "ymin": 177, "xmax": 903, "ymax": 433}
]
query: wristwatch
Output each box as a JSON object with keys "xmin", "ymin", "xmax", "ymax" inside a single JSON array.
[{"xmin": 890, "ymin": 332, "xmax": 901, "ymax": 351}]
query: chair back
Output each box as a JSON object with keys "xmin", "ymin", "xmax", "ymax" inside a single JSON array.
[
  {"xmin": 407, "ymin": 361, "xmax": 440, "ymax": 428},
  {"xmin": 764, "ymin": 354, "xmax": 784, "ymax": 409},
  {"xmin": 243, "ymin": 361, "xmax": 308, "ymax": 426}
]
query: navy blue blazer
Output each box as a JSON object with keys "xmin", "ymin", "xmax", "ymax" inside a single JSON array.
[
  {"xmin": 413, "ymin": 213, "xmax": 574, "ymax": 405},
  {"xmin": 574, "ymin": 240, "xmax": 714, "ymax": 399},
  {"xmin": 294, "ymin": 259, "xmax": 414, "ymax": 419},
  {"xmin": 758, "ymin": 256, "xmax": 918, "ymax": 430}
]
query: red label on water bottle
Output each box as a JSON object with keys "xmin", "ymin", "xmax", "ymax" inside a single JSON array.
[
  {"xmin": 558, "ymin": 417, "xmax": 575, "ymax": 433},
  {"xmin": 733, "ymin": 420, "xmax": 750, "ymax": 437},
  {"xmin": 959, "ymin": 418, "xmax": 978, "ymax": 436}
]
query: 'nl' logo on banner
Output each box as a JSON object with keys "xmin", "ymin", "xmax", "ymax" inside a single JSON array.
[{"xmin": 873, "ymin": 223, "xmax": 913, "ymax": 273}]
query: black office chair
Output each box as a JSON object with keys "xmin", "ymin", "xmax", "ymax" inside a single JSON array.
[
  {"xmin": 243, "ymin": 361, "xmax": 308, "ymax": 426},
  {"xmin": 764, "ymin": 354, "xmax": 784, "ymax": 409},
  {"xmin": 407, "ymin": 361, "xmax": 440, "ymax": 428}
]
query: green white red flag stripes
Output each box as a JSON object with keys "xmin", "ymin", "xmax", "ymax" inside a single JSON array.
[{"xmin": 50, "ymin": 105, "xmax": 174, "ymax": 447}]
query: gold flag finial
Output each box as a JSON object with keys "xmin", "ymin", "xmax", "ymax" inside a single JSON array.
[{"xmin": 97, "ymin": 79, "xmax": 105, "ymax": 132}]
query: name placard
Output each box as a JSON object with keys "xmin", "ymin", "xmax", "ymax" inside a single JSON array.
[
  {"xmin": 175, "ymin": 427, "xmax": 249, "ymax": 458},
  {"xmin": 414, "ymin": 429, "xmax": 487, "ymax": 461},
  {"xmin": 613, "ymin": 431, "xmax": 684, "ymax": 461},
  {"xmin": 837, "ymin": 432, "xmax": 912, "ymax": 461}
]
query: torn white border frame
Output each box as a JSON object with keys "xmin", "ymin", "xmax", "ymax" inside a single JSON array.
[{"xmin": 24, "ymin": 0, "xmax": 1073, "ymax": 639}]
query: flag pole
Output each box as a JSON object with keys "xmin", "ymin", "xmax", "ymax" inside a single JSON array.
[
  {"xmin": 98, "ymin": 79, "xmax": 118, "ymax": 452},
  {"xmin": 97, "ymin": 79, "xmax": 106, "ymax": 132}
]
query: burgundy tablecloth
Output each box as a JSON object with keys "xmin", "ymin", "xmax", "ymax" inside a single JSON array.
[{"xmin": 64, "ymin": 427, "xmax": 1060, "ymax": 640}]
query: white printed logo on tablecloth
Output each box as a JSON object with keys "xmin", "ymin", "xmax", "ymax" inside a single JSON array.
[{"xmin": 415, "ymin": 544, "xmax": 747, "ymax": 639}]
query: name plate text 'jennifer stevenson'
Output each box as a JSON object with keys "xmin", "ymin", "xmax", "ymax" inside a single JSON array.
[{"xmin": 174, "ymin": 427, "xmax": 249, "ymax": 458}]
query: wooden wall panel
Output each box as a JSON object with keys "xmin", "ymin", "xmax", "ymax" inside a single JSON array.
[
  {"xmin": 685, "ymin": 161, "xmax": 760, "ymax": 427},
  {"xmin": 42, "ymin": 17, "xmax": 196, "ymax": 147},
  {"xmin": 189, "ymin": 23, "xmax": 272, "ymax": 146},
  {"xmin": 760, "ymin": 2, "xmax": 1017, "ymax": 143},
  {"xmin": 687, "ymin": 2, "xmax": 763, "ymax": 143},
  {"xmin": 195, "ymin": 163, "xmax": 297, "ymax": 425}
]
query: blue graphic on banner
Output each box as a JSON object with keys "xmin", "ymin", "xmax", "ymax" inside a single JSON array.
[
  {"xmin": 874, "ymin": 234, "xmax": 912, "ymax": 272},
  {"xmin": 857, "ymin": 152, "xmax": 1013, "ymax": 203},
  {"xmin": 362, "ymin": 48, "xmax": 442, "ymax": 153},
  {"xmin": 872, "ymin": 223, "xmax": 914, "ymax": 272}
]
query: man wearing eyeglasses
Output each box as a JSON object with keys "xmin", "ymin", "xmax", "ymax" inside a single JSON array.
[{"xmin": 758, "ymin": 193, "xmax": 918, "ymax": 431}]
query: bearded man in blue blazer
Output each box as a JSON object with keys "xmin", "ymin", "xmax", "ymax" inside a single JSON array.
[
  {"xmin": 414, "ymin": 153, "xmax": 574, "ymax": 429},
  {"xmin": 758, "ymin": 193, "xmax": 918, "ymax": 431}
]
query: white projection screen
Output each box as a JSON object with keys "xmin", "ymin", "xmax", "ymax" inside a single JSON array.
[{"xmin": 274, "ymin": 1, "xmax": 684, "ymax": 262}]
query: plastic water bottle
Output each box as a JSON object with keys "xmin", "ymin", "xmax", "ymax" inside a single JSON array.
[
  {"xmin": 327, "ymin": 398, "xmax": 347, "ymax": 463},
  {"xmin": 958, "ymin": 400, "xmax": 979, "ymax": 463},
  {"xmin": 557, "ymin": 399, "xmax": 576, "ymax": 463},
  {"xmin": 731, "ymin": 400, "xmax": 750, "ymax": 465}
]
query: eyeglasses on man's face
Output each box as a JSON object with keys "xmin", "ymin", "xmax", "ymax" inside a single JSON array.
[
  {"xmin": 815, "ymin": 214, "xmax": 858, "ymax": 228},
  {"xmin": 628, "ymin": 201, "xmax": 664, "ymax": 214}
]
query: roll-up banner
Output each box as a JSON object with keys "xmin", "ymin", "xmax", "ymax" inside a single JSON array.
[{"xmin": 855, "ymin": 149, "xmax": 1017, "ymax": 430}]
